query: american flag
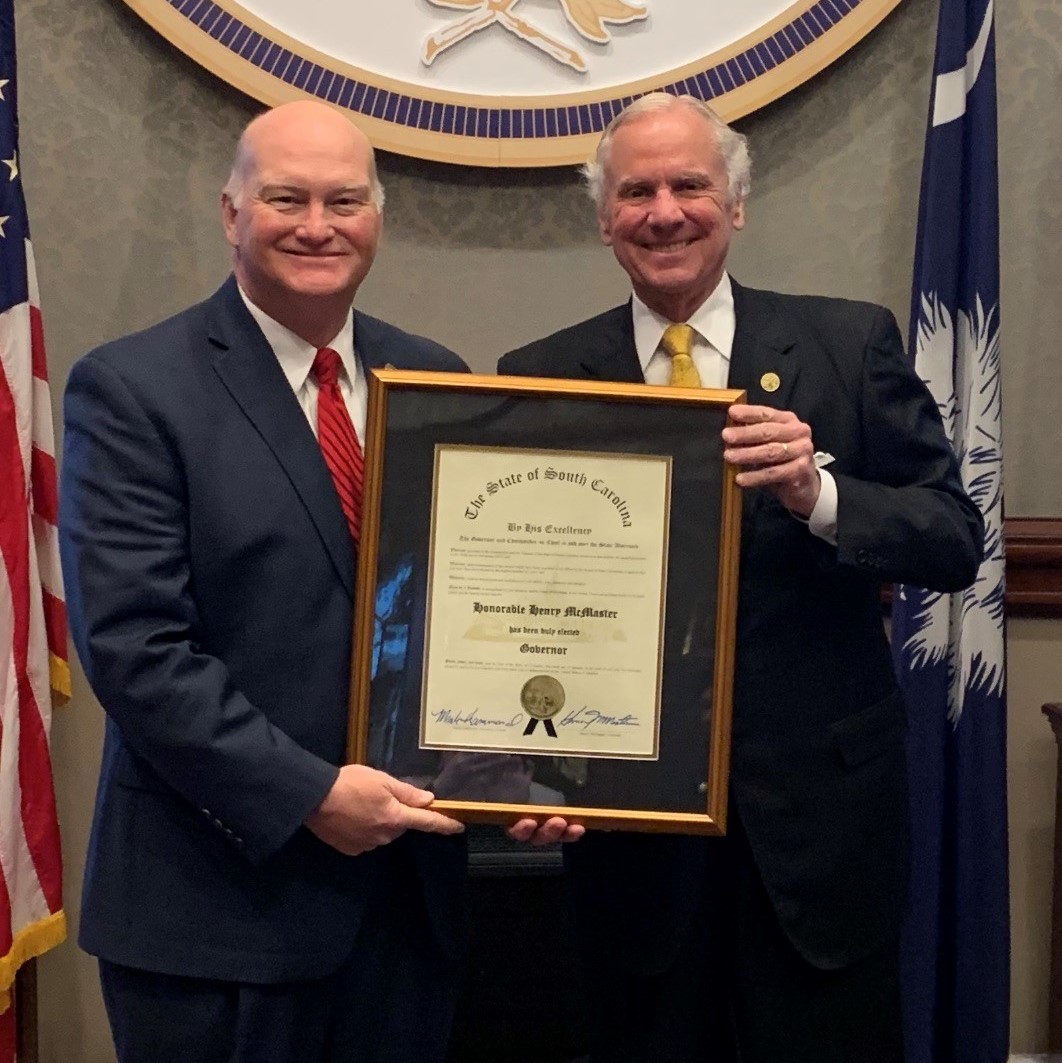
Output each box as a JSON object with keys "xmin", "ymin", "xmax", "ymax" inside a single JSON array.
[
  {"xmin": 892, "ymin": 1, "xmax": 1008, "ymax": 1060},
  {"xmin": 0, "ymin": 0, "xmax": 69, "ymax": 1053}
]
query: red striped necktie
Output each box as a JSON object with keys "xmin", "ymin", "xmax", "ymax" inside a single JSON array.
[{"xmin": 312, "ymin": 347, "xmax": 364, "ymax": 542}]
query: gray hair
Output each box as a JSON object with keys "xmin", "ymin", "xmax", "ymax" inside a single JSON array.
[
  {"xmin": 222, "ymin": 127, "xmax": 386, "ymax": 212},
  {"xmin": 582, "ymin": 93, "xmax": 751, "ymax": 211}
]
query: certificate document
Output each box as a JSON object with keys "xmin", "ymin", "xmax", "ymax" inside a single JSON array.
[{"xmin": 421, "ymin": 445, "xmax": 671, "ymax": 759}]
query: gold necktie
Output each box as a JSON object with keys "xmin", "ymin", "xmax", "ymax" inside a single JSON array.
[{"xmin": 662, "ymin": 323, "xmax": 701, "ymax": 388}]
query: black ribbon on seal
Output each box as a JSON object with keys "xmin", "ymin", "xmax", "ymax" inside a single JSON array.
[{"xmin": 523, "ymin": 717, "xmax": 558, "ymax": 738}]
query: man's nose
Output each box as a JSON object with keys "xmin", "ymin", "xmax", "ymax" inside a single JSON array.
[
  {"xmin": 647, "ymin": 189, "xmax": 684, "ymax": 226},
  {"xmin": 296, "ymin": 202, "xmax": 333, "ymax": 241}
]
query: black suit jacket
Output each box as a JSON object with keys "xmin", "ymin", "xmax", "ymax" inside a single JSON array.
[
  {"xmin": 60, "ymin": 277, "xmax": 469, "ymax": 983},
  {"xmin": 498, "ymin": 281, "xmax": 983, "ymax": 971}
]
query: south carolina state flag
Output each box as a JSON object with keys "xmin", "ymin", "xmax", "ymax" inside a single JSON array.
[{"xmin": 891, "ymin": 2, "xmax": 1009, "ymax": 1062}]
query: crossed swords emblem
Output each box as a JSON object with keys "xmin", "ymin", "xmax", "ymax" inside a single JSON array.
[{"xmin": 423, "ymin": 0, "xmax": 648, "ymax": 73}]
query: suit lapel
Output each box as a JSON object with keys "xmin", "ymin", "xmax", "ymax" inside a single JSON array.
[
  {"xmin": 728, "ymin": 281, "xmax": 801, "ymax": 410},
  {"xmin": 727, "ymin": 281, "xmax": 804, "ymax": 531},
  {"xmin": 353, "ymin": 311, "xmax": 399, "ymax": 373},
  {"xmin": 573, "ymin": 303, "xmax": 644, "ymax": 383},
  {"xmin": 206, "ymin": 278, "xmax": 356, "ymax": 597}
]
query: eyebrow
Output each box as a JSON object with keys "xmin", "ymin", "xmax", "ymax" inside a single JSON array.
[
  {"xmin": 257, "ymin": 183, "xmax": 372, "ymax": 198},
  {"xmin": 619, "ymin": 170, "xmax": 710, "ymax": 189}
]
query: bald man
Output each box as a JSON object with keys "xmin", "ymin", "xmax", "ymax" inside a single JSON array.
[{"xmin": 60, "ymin": 102, "xmax": 469, "ymax": 1063}]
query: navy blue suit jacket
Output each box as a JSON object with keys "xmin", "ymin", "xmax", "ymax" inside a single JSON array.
[
  {"xmin": 499, "ymin": 281, "xmax": 984, "ymax": 973},
  {"xmin": 61, "ymin": 277, "xmax": 469, "ymax": 983}
]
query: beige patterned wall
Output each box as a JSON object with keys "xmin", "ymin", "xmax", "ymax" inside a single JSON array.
[
  {"xmin": 21, "ymin": 0, "xmax": 1062, "ymax": 512},
  {"xmin": 15, "ymin": 0, "xmax": 1062, "ymax": 1058}
]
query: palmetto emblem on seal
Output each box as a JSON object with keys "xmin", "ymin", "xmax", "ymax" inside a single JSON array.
[{"xmin": 423, "ymin": 0, "xmax": 649, "ymax": 72}]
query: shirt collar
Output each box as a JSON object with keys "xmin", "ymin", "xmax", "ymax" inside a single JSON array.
[
  {"xmin": 236, "ymin": 284, "xmax": 357, "ymax": 392},
  {"xmin": 632, "ymin": 272, "xmax": 736, "ymax": 375}
]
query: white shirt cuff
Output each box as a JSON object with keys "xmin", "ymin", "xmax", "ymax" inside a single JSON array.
[{"xmin": 807, "ymin": 469, "xmax": 838, "ymax": 546}]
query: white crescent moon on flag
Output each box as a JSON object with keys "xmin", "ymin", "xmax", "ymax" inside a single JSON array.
[{"xmin": 931, "ymin": 0, "xmax": 993, "ymax": 127}]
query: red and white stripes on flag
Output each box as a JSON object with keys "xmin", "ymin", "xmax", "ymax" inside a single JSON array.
[{"xmin": 0, "ymin": 236, "xmax": 69, "ymax": 1021}]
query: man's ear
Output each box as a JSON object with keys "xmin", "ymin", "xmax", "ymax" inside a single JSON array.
[
  {"xmin": 597, "ymin": 209, "xmax": 613, "ymax": 247},
  {"xmin": 221, "ymin": 193, "xmax": 239, "ymax": 249},
  {"xmin": 731, "ymin": 197, "xmax": 746, "ymax": 231}
]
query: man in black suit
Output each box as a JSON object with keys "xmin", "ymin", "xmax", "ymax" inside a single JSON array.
[
  {"xmin": 500, "ymin": 93, "xmax": 984, "ymax": 1063},
  {"xmin": 59, "ymin": 101, "xmax": 468, "ymax": 1063}
]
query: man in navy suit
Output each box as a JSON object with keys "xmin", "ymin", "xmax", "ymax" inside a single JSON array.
[
  {"xmin": 501, "ymin": 94, "xmax": 984, "ymax": 1063},
  {"xmin": 60, "ymin": 101, "xmax": 467, "ymax": 1063}
]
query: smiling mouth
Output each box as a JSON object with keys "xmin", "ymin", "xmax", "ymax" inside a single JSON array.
[
  {"xmin": 282, "ymin": 248, "xmax": 343, "ymax": 258},
  {"xmin": 643, "ymin": 239, "xmax": 695, "ymax": 253}
]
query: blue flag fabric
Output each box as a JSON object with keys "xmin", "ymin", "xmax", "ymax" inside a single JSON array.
[{"xmin": 892, "ymin": 1, "xmax": 1009, "ymax": 1061}]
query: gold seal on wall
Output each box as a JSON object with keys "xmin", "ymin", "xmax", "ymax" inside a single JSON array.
[{"xmin": 120, "ymin": 1, "xmax": 906, "ymax": 166}]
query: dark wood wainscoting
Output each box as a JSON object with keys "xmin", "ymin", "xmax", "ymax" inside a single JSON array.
[{"xmin": 1006, "ymin": 517, "xmax": 1062, "ymax": 616}]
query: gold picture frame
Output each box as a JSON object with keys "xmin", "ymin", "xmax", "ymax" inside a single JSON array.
[{"xmin": 348, "ymin": 370, "xmax": 743, "ymax": 834}]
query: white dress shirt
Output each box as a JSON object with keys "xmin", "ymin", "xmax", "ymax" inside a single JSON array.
[
  {"xmin": 631, "ymin": 273, "xmax": 838, "ymax": 544},
  {"xmin": 237, "ymin": 286, "xmax": 367, "ymax": 443},
  {"xmin": 633, "ymin": 272, "xmax": 736, "ymax": 389}
]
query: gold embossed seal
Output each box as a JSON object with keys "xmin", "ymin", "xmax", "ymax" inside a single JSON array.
[{"xmin": 520, "ymin": 675, "xmax": 565, "ymax": 737}]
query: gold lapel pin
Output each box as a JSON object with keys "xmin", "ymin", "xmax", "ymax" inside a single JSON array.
[{"xmin": 760, "ymin": 371, "xmax": 781, "ymax": 393}]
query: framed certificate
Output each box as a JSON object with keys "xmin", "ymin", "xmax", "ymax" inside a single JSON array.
[{"xmin": 348, "ymin": 371, "xmax": 743, "ymax": 834}]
